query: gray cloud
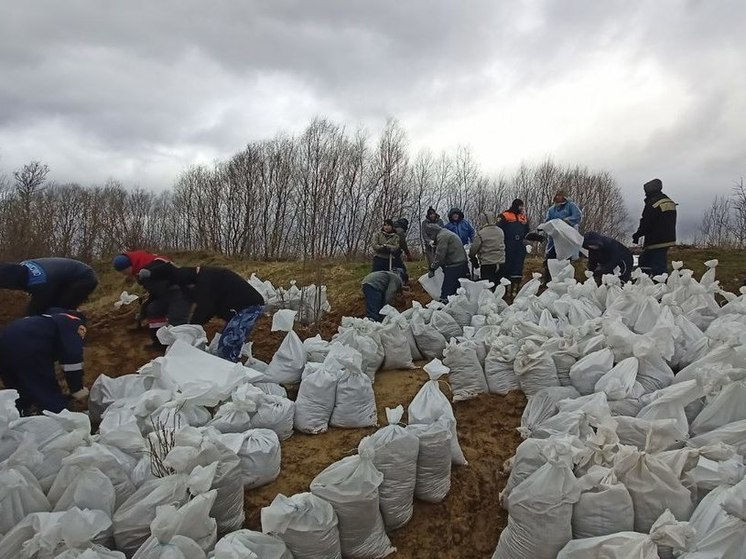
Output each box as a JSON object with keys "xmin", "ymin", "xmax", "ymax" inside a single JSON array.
[{"xmin": 0, "ymin": 0, "xmax": 744, "ymax": 238}]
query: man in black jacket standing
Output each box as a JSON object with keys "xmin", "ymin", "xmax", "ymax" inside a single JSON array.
[
  {"xmin": 633, "ymin": 178, "xmax": 677, "ymax": 276},
  {"xmin": 139, "ymin": 265, "xmax": 265, "ymax": 362}
]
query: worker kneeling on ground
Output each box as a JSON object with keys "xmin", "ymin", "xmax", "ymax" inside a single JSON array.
[
  {"xmin": 0, "ymin": 309, "xmax": 88, "ymax": 413},
  {"xmin": 361, "ymin": 268, "xmax": 404, "ymax": 322},
  {"xmin": 0, "ymin": 257, "xmax": 98, "ymax": 315},
  {"xmin": 139, "ymin": 265, "xmax": 265, "ymax": 363},
  {"xmin": 582, "ymin": 231, "xmax": 633, "ymax": 283}
]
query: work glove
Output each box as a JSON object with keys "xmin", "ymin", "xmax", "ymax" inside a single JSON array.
[
  {"xmin": 470, "ymin": 257, "xmax": 480, "ymax": 270},
  {"xmin": 632, "ymin": 234, "xmax": 640, "ymax": 244},
  {"xmin": 427, "ymin": 269, "xmax": 436, "ymax": 279}
]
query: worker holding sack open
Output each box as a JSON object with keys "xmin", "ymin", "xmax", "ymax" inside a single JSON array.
[
  {"xmin": 0, "ymin": 257, "xmax": 98, "ymax": 315},
  {"xmin": 138, "ymin": 264, "xmax": 266, "ymax": 362},
  {"xmin": 0, "ymin": 308, "xmax": 88, "ymax": 413},
  {"xmin": 112, "ymin": 250, "xmax": 191, "ymax": 349},
  {"xmin": 423, "ymin": 223, "xmax": 469, "ymax": 303}
]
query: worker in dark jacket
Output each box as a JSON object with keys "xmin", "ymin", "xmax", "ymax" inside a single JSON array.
[
  {"xmin": 499, "ymin": 199, "xmax": 530, "ymax": 289},
  {"xmin": 583, "ymin": 232, "xmax": 634, "ymax": 283},
  {"xmin": 421, "ymin": 207, "xmax": 444, "ymax": 266},
  {"xmin": 444, "ymin": 208, "xmax": 475, "ymax": 245},
  {"xmin": 633, "ymin": 178, "xmax": 677, "ymax": 276},
  {"xmin": 0, "ymin": 309, "xmax": 88, "ymax": 413},
  {"xmin": 424, "ymin": 223, "xmax": 469, "ymax": 303},
  {"xmin": 393, "ymin": 218, "xmax": 412, "ymax": 283},
  {"xmin": 112, "ymin": 250, "xmax": 190, "ymax": 349},
  {"xmin": 0, "ymin": 257, "xmax": 98, "ymax": 315},
  {"xmin": 361, "ymin": 269, "xmax": 404, "ymax": 322},
  {"xmin": 139, "ymin": 265, "xmax": 266, "ymax": 362}
]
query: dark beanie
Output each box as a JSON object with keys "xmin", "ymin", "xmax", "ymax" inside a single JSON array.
[
  {"xmin": 112, "ymin": 254, "xmax": 132, "ymax": 271},
  {"xmin": 644, "ymin": 178, "xmax": 663, "ymax": 194},
  {"xmin": 510, "ymin": 199, "xmax": 524, "ymax": 211},
  {"xmin": 0, "ymin": 264, "xmax": 29, "ymax": 290},
  {"xmin": 383, "ymin": 219, "xmax": 394, "ymax": 227}
]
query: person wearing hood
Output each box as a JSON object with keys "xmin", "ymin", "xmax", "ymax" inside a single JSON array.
[
  {"xmin": 499, "ymin": 199, "xmax": 531, "ymax": 288},
  {"xmin": 361, "ymin": 268, "xmax": 404, "ymax": 322},
  {"xmin": 0, "ymin": 257, "xmax": 98, "ymax": 316},
  {"xmin": 112, "ymin": 250, "xmax": 191, "ymax": 349},
  {"xmin": 138, "ymin": 264, "xmax": 265, "ymax": 362},
  {"xmin": 370, "ymin": 219, "xmax": 402, "ymax": 273},
  {"xmin": 583, "ymin": 232, "xmax": 633, "ymax": 283},
  {"xmin": 424, "ymin": 223, "xmax": 469, "ymax": 303},
  {"xmin": 444, "ymin": 208, "xmax": 475, "ymax": 246},
  {"xmin": 393, "ymin": 218, "xmax": 412, "ymax": 282},
  {"xmin": 0, "ymin": 308, "xmax": 89, "ymax": 413},
  {"xmin": 633, "ymin": 178, "xmax": 677, "ymax": 276},
  {"xmin": 469, "ymin": 212, "xmax": 506, "ymax": 286},
  {"xmin": 421, "ymin": 207, "xmax": 444, "ymax": 265}
]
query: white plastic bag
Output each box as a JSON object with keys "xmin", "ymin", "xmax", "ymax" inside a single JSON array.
[
  {"xmin": 261, "ymin": 493, "xmax": 341, "ymax": 559},
  {"xmin": 0, "ymin": 467, "xmax": 51, "ymax": 537},
  {"xmin": 538, "ymin": 219, "xmax": 586, "ymax": 260},
  {"xmin": 408, "ymin": 359, "xmax": 468, "ymax": 465},
  {"xmin": 265, "ymin": 331, "xmax": 306, "ymax": 385},
  {"xmin": 369, "ymin": 406, "xmax": 419, "ymax": 530},
  {"xmin": 88, "ymin": 374, "xmax": 151, "ymax": 423},
  {"xmin": 156, "ymin": 324, "xmax": 208, "ymax": 349},
  {"xmin": 271, "ymin": 309, "xmax": 297, "ymax": 332},
  {"xmin": 310, "ymin": 438, "xmax": 395, "ymax": 558},
  {"xmin": 442, "ymin": 339, "xmax": 487, "ymax": 401}
]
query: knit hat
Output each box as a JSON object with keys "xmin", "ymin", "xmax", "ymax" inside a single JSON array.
[
  {"xmin": 382, "ymin": 219, "xmax": 394, "ymax": 228},
  {"xmin": 510, "ymin": 199, "xmax": 524, "ymax": 212},
  {"xmin": 0, "ymin": 263, "xmax": 28, "ymax": 290},
  {"xmin": 426, "ymin": 207, "xmax": 437, "ymax": 216},
  {"xmin": 643, "ymin": 178, "xmax": 663, "ymax": 194},
  {"xmin": 112, "ymin": 254, "xmax": 132, "ymax": 271},
  {"xmin": 395, "ymin": 218, "xmax": 409, "ymax": 230}
]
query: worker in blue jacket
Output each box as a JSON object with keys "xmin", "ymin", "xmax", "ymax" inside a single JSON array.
[
  {"xmin": 0, "ymin": 309, "xmax": 89, "ymax": 413},
  {"xmin": 544, "ymin": 191, "xmax": 582, "ymax": 258},
  {"xmin": 0, "ymin": 257, "xmax": 98, "ymax": 315},
  {"xmin": 444, "ymin": 208, "xmax": 475, "ymax": 245}
]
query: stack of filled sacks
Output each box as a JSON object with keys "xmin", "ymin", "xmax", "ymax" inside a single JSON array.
[{"xmin": 489, "ymin": 259, "xmax": 746, "ymax": 558}]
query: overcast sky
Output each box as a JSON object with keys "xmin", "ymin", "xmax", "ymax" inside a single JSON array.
[{"xmin": 1, "ymin": 0, "xmax": 744, "ymax": 238}]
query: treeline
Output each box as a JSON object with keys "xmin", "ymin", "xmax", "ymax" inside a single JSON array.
[
  {"xmin": 0, "ymin": 118, "xmax": 630, "ymax": 262},
  {"xmin": 697, "ymin": 179, "xmax": 746, "ymax": 248}
]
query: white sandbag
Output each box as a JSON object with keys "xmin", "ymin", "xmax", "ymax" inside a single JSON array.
[
  {"xmin": 303, "ymin": 334, "xmax": 332, "ymax": 363},
  {"xmin": 112, "ymin": 474, "xmax": 192, "ymax": 556},
  {"xmin": 271, "ymin": 309, "xmax": 297, "ymax": 332},
  {"xmin": 54, "ymin": 546, "xmax": 125, "ymax": 558},
  {"xmin": 163, "ymin": 429, "xmax": 245, "ymax": 534},
  {"xmin": 688, "ymin": 419, "xmax": 746, "ymax": 458},
  {"xmin": 406, "ymin": 420, "xmax": 452, "ymax": 503},
  {"xmin": 213, "ymin": 429, "xmax": 281, "ymax": 489},
  {"xmin": 212, "ymin": 530, "xmax": 292, "ymax": 559},
  {"xmin": 543, "ymin": 338, "xmax": 580, "ymax": 387},
  {"xmin": 444, "ymin": 291, "xmax": 475, "ymax": 327},
  {"xmin": 156, "ymin": 324, "xmax": 208, "ymax": 349},
  {"xmin": 207, "ymin": 383, "xmax": 261, "ymax": 434},
  {"xmin": 408, "ymin": 359, "xmax": 468, "ymax": 465},
  {"xmin": 678, "ymin": 479, "xmax": 746, "ymax": 558},
  {"xmin": 613, "ymin": 444, "xmax": 695, "ymax": 533},
  {"xmin": 538, "ymin": 219, "xmax": 586, "ymax": 260},
  {"xmin": 502, "ymin": 438, "xmax": 559, "ymax": 506},
  {"xmin": 484, "ymin": 338, "xmax": 520, "ymax": 395},
  {"xmin": 369, "ymin": 406, "xmax": 419, "ymax": 530},
  {"xmin": 330, "ymin": 368, "xmax": 377, "ymax": 429},
  {"xmin": 131, "ymin": 495, "xmax": 215, "ymax": 559},
  {"xmin": 690, "ymin": 380, "xmax": 746, "ymax": 436},
  {"xmin": 265, "ymin": 331, "xmax": 306, "ymax": 385},
  {"xmin": 310, "ymin": 438, "xmax": 395, "ymax": 558},
  {"xmin": 251, "ymin": 394, "xmax": 295, "ymax": 441},
  {"xmin": 418, "ymin": 267, "xmax": 444, "ymax": 300},
  {"xmin": 254, "ymin": 382, "xmax": 288, "ymax": 398},
  {"xmin": 161, "ymin": 340, "xmax": 259, "ymax": 402},
  {"xmin": 261, "ymin": 493, "xmax": 342, "ymax": 559},
  {"xmin": 294, "ymin": 364, "xmax": 339, "ymax": 434},
  {"xmin": 442, "ymin": 338, "xmax": 487, "ymax": 401},
  {"xmin": 88, "ymin": 374, "xmax": 151, "ymax": 423},
  {"xmin": 572, "ymin": 466, "xmax": 634, "ymax": 538},
  {"xmin": 410, "ymin": 313, "xmax": 447, "ymax": 360},
  {"xmin": 518, "ymin": 387, "xmax": 580, "ymax": 438},
  {"xmin": 334, "ymin": 324, "xmax": 384, "ymax": 379},
  {"xmin": 637, "ymin": 379, "xmax": 705, "ymax": 442},
  {"xmin": 614, "ymin": 416, "xmax": 684, "ymax": 452},
  {"xmin": 52, "ymin": 466, "xmax": 116, "ymax": 516},
  {"xmin": 492, "ymin": 438, "xmax": 581, "ymax": 559},
  {"xmin": 633, "ymin": 338, "xmax": 675, "ymax": 393},
  {"xmin": 513, "ymin": 340, "xmax": 559, "ymax": 397},
  {"xmin": 569, "ymin": 348, "xmax": 615, "ymax": 396},
  {"xmin": 430, "ymin": 310, "xmax": 462, "ymax": 341},
  {"xmin": 0, "ymin": 467, "xmax": 51, "ymax": 537},
  {"xmin": 146, "ymin": 398, "xmax": 211, "ymax": 433},
  {"xmin": 379, "ymin": 321, "xmax": 414, "ymax": 370},
  {"xmin": 595, "ymin": 357, "xmax": 639, "ymax": 401},
  {"xmin": 558, "ymin": 509, "xmax": 694, "ymax": 558}
]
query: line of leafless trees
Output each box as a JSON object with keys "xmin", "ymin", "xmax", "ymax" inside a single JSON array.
[
  {"xmin": 696, "ymin": 178, "xmax": 746, "ymax": 248},
  {"xmin": 0, "ymin": 118, "xmax": 631, "ymax": 263}
]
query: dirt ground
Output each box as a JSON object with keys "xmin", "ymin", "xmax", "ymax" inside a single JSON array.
[{"xmin": 0, "ymin": 277, "xmax": 525, "ymax": 559}]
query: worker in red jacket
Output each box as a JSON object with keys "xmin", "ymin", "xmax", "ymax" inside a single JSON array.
[{"xmin": 112, "ymin": 250, "xmax": 190, "ymax": 349}]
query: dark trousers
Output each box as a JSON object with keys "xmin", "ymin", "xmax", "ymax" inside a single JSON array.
[
  {"xmin": 441, "ymin": 263, "xmax": 469, "ymax": 302},
  {"xmin": 480, "ymin": 263, "xmax": 501, "ymax": 287},
  {"xmin": 146, "ymin": 285, "xmax": 191, "ymax": 328},
  {"xmin": 639, "ymin": 247, "xmax": 669, "ymax": 277},
  {"xmin": 27, "ymin": 274, "xmax": 99, "ymax": 315},
  {"xmin": 372, "ymin": 255, "xmax": 408, "ymax": 283},
  {"xmin": 0, "ymin": 346, "xmax": 67, "ymax": 413},
  {"xmin": 362, "ymin": 283, "xmax": 385, "ymax": 322}
]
